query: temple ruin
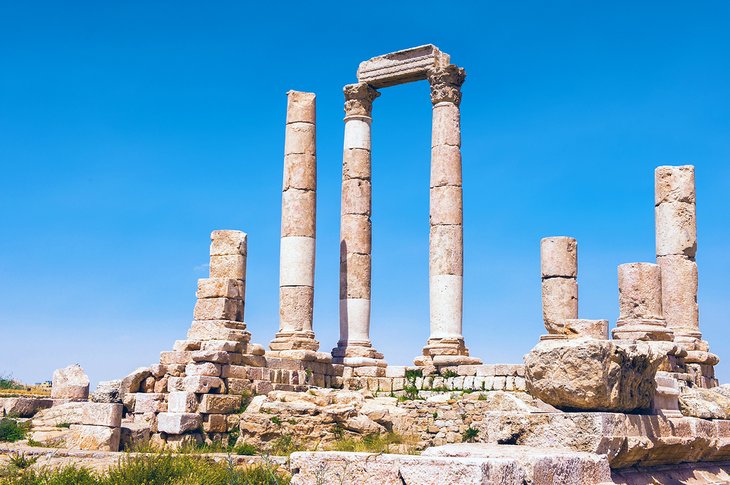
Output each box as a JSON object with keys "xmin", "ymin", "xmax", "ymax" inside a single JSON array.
[{"xmin": 5, "ymin": 45, "xmax": 729, "ymax": 484}]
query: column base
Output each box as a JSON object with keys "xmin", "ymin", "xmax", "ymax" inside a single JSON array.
[
  {"xmin": 266, "ymin": 349, "xmax": 332, "ymax": 364},
  {"xmin": 415, "ymin": 337, "xmax": 482, "ymax": 367},
  {"xmin": 331, "ymin": 341, "xmax": 386, "ymax": 364},
  {"xmin": 612, "ymin": 318, "xmax": 674, "ymax": 342},
  {"xmin": 269, "ymin": 330, "xmax": 320, "ymax": 352}
]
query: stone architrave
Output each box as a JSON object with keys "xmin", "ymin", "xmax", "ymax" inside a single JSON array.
[
  {"xmin": 654, "ymin": 166, "xmax": 717, "ymax": 365},
  {"xmin": 417, "ymin": 64, "xmax": 480, "ymax": 367},
  {"xmin": 332, "ymin": 82, "xmax": 386, "ymax": 372},
  {"xmin": 269, "ymin": 91, "xmax": 321, "ymax": 355},
  {"xmin": 612, "ymin": 263, "xmax": 673, "ymax": 341},
  {"xmin": 540, "ymin": 237, "xmax": 578, "ymax": 338}
]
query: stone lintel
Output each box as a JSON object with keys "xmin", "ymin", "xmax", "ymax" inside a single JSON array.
[{"xmin": 356, "ymin": 44, "xmax": 451, "ymax": 88}]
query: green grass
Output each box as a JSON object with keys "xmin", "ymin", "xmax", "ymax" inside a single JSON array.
[
  {"xmin": 0, "ymin": 453, "xmax": 290, "ymax": 484},
  {"xmin": 328, "ymin": 432, "xmax": 415, "ymax": 454},
  {"xmin": 440, "ymin": 370, "xmax": 458, "ymax": 379},
  {"xmin": 462, "ymin": 427, "xmax": 479, "ymax": 443},
  {"xmin": 0, "ymin": 419, "xmax": 28, "ymax": 442},
  {"xmin": 0, "ymin": 375, "xmax": 24, "ymax": 391}
]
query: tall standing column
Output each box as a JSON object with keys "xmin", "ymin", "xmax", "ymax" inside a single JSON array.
[
  {"xmin": 417, "ymin": 65, "xmax": 480, "ymax": 367},
  {"xmin": 540, "ymin": 236, "xmax": 579, "ymax": 337},
  {"xmin": 655, "ymin": 165, "xmax": 717, "ymax": 368},
  {"xmin": 332, "ymin": 83, "xmax": 385, "ymax": 367},
  {"xmin": 269, "ymin": 91, "xmax": 320, "ymax": 353}
]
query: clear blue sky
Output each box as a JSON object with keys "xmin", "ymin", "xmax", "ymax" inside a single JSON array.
[{"xmin": 1, "ymin": 1, "xmax": 728, "ymax": 387}]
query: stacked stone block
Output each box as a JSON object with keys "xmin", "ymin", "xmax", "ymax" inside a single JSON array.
[
  {"xmin": 654, "ymin": 166, "xmax": 718, "ymax": 386},
  {"xmin": 270, "ymin": 91, "xmax": 322, "ymax": 355},
  {"xmin": 612, "ymin": 262, "xmax": 674, "ymax": 341}
]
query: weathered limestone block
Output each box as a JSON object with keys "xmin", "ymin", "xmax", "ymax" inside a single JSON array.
[
  {"xmin": 199, "ymin": 394, "xmax": 242, "ymax": 414},
  {"xmin": 341, "ymin": 178, "xmax": 372, "ymax": 216},
  {"xmin": 185, "ymin": 362, "xmax": 221, "ymax": 377},
  {"xmin": 90, "ymin": 380, "xmax": 121, "ymax": 404},
  {"xmin": 343, "ymin": 118, "xmax": 371, "ymax": 150},
  {"xmin": 196, "ymin": 278, "xmax": 244, "ymax": 300},
  {"xmin": 655, "ymin": 165, "xmax": 696, "ymax": 205},
  {"xmin": 540, "ymin": 237, "xmax": 577, "ymax": 278},
  {"xmin": 524, "ymin": 338, "xmax": 664, "ymax": 411},
  {"xmin": 30, "ymin": 402, "xmax": 85, "ymax": 428},
  {"xmin": 279, "ymin": 286, "xmax": 314, "ymax": 331},
  {"xmin": 429, "ymin": 185, "xmax": 462, "ymax": 225},
  {"xmin": 430, "ymin": 145, "xmax": 462, "ymax": 188},
  {"xmin": 201, "ymin": 339, "xmax": 242, "ymax": 352},
  {"xmin": 0, "ymin": 397, "xmax": 52, "ymax": 418},
  {"xmin": 203, "ymin": 413, "xmax": 228, "ymax": 432},
  {"xmin": 209, "ymin": 254, "xmax": 246, "ymax": 279},
  {"xmin": 357, "ymin": 44, "xmax": 451, "ymax": 88},
  {"xmin": 67, "ymin": 424, "xmax": 121, "ymax": 451},
  {"xmin": 431, "ymin": 102, "xmax": 461, "ymax": 147},
  {"xmin": 51, "ymin": 364, "xmax": 90, "ymax": 400},
  {"xmin": 657, "ymin": 255, "xmax": 699, "ymax": 331},
  {"xmin": 678, "ymin": 387, "xmax": 730, "ymax": 419},
  {"xmin": 284, "ymin": 123, "xmax": 316, "ymax": 155},
  {"xmin": 342, "ymin": 148, "xmax": 371, "ymax": 180},
  {"xmin": 286, "ymin": 90, "xmax": 316, "ymax": 124},
  {"xmin": 187, "ymin": 320, "xmax": 249, "ymax": 341},
  {"xmin": 340, "ymin": 214, "xmax": 371, "ymax": 255},
  {"xmin": 80, "ymin": 402, "xmax": 122, "ymax": 427},
  {"xmin": 655, "ymin": 201, "xmax": 697, "ymax": 257},
  {"xmin": 168, "ymin": 391, "xmax": 198, "ymax": 413},
  {"xmin": 157, "ymin": 412, "xmax": 202, "ymax": 435},
  {"xmin": 617, "ymin": 262, "xmax": 664, "ymax": 322},
  {"xmin": 210, "ymin": 230, "xmax": 246, "ymax": 256},
  {"xmin": 120, "ymin": 422, "xmax": 151, "ymax": 451},
  {"xmin": 429, "ymin": 225, "xmax": 462, "ymax": 275},
  {"xmin": 160, "ymin": 351, "xmax": 192, "ymax": 365},
  {"xmin": 563, "ymin": 319, "xmax": 608, "ymax": 339},
  {"xmin": 281, "ymin": 189, "xmax": 316, "ymax": 237},
  {"xmin": 193, "ymin": 297, "xmax": 243, "ymax": 321},
  {"xmin": 541, "ymin": 277, "xmax": 578, "ymax": 332},
  {"xmin": 191, "ymin": 349, "xmax": 230, "ymax": 364},
  {"xmin": 339, "ymin": 253, "xmax": 371, "ymax": 299},
  {"xmin": 134, "ymin": 393, "xmax": 166, "ymax": 413},
  {"xmin": 167, "ymin": 376, "xmax": 223, "ymax": 394},
  {"xmin": 283, "ymin": 153, "xmax": 317, "ymax": 191}
]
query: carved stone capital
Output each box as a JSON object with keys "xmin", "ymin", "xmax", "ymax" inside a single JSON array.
[
  {"xmin": 428, "ymin": 65, "xmax": 466, "ymax": 106},
  {"xmin": 343, "ymin": 83, "xmax": 380, "ymax": 118}
]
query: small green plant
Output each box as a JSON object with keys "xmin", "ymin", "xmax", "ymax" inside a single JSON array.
[
  {"xmin": 238, "ymin": 389, "xmax": 253, "ymax": 413},
  {"xmin": 0, "ymin": 418, "xmax": 28, "ymax": 442},
  {"xmin": 432, "ymin": 411, "xmax": 438, "ymax": 419},
  {"xmin": 329, "ymin": 432, "xmax": 413, "ymax": 454},
  {"xmin": 270, "ymin": 416, "xmax": 282, "ymax": 426},
  {"xmin": 0, "ymin": 374, "xmax": 25, "ymax": 391},
  {"xmin": 404, "ymin": 369, "xmax": 422, "ymax": 383},
  {"xmin": 462, "ymin": 427, "xmax": 479, "ymax": 443},
  {"xmin": 332, "ymin": 424, "xmax": 344, "ymax": 439},
  {"xmin": 9, "ymin": 451, "xmax": 38, "ymax": 469},
  {"xmin": 270, "ymin": 434, "xmax": 302, "ymax": 456},
  {"xmin": 440, "ymin": 369, "xmax": 458, "ymax": 378},
  {"xmin": 56, "ymin": 422, "xmax": 72, "ymax": 428},
  {"xmin": 403, "ymin": 385, "xmax": 419, "ymax": 400},
  {"xmin": 232, "ymin": 442, "xmax": 258, "ymax": 455},
  {"xmin": 305, "ymin": 368, "xmax": 313, "ymax": 378},
  {"xmin": 477, "ymin": 393, "xmax": 487, "ymax": 401}
]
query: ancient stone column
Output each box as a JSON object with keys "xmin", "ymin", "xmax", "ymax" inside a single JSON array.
[
  {"xmin": 417, "ymin": 65, "xmax": 480, "ymax": 366},
  {"xmin": 655, "ymin": 165, "xmax": 717, "ymax": 368},
  {"xmin": 332, "ymin": 83, "xmax": 385, "ymax": 369},
  {"xmin": 540, "ymin": 237, "xmax": 578, "ymax": 337},
  {"xmin": 269, "ymin": 91, "xmax": 320, "ymax": 354},
  {"xmin": 612, "ymin": 263, "xmax": 673, "ymax": 341}
]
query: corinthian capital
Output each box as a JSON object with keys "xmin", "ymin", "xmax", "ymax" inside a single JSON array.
[
  {"xmin": 427, "ymin": 65, "xmax": 466, "ymax": 106},
  {"xmin": 343, "ymin": 83, "xmax": 380, "ymax": 117}
]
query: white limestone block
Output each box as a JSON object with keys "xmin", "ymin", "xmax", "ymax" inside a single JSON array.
[
  {"xmin": 279, "ymin": 236, "xmax": 316, "ymax": 287},
  {"xmin": 658, "ymin": 255, "xmax": 699, "ymax": 331},
  {"xmin": 655, "ymin": 165, "xmax": 695, "ymax": 205},
  {"xmin": 157, "ymin": 412, "xmax": 202, "ymax": 435},
  {"xmin": 284, "ymin": 122, "xmax": 316, "ymax": 156},
  {"xmin": 541, "ymin": 237, "xmax": 577, "ymax": 278},
  {"xmin": 339, "ymin": 298, "xmax": 371, "ymax": 343},
  {"xmin": 344, "ymin": 118, "xmax": 371, "ymax": 150},
  {"xmin": 429, "ymin": 224, "xmax": 462, "ymax": 276},
  {"xmin": 80, "ymin": 403, "xmax": 122, "ymax": 427},
  {"xmin": 542, "ymin": 277, "xmax": 578, "ymax": 332},
  {"xmin": 655, "ymin": 201, "xmax": 697, "ymax": 257},
  {"xmin": 429, "ymin": 274, "xmax": 463, "ymax": 339},
  {"xmin": 167, "ymin": 392, "xmax": 198, "ymax": 413},
  {"xmin": 617, "ymin": 263, "xmax": 663, "ymax": 322}
]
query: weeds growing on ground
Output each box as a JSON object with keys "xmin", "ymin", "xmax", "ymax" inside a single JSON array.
[{"xmin": 0, "ymin": 419, "xmax": 28, "ymax": 442}]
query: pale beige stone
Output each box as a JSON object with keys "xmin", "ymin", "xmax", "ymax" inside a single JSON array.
[
  {"xmin": 429, "ymin": 274, "xmax": 463, "ymax": 339},
  {"xmin": 524, "ymin": 338, "xmax": 664, "ymax": 411},
  {"xmin": 342, "ymin": 148, "xmax": 371, "ymax": 180},
  {"xmin": 167, "ymin": 391, "xmax": 198, "ymax": 413},
  {"xmin": 185, "ymin": 362, "xmax": 221, "ymax": 377},
  {"xmin": 51, "ymin": 364, "xmax": 90, "ymax": 400},
  {"xmin": 210, "ymin": 230, "xmax": 246, "ymax": 256},
  {"xmin": 157, "ymin": 412, "xmax": 202, "ymax": 434},
  {"xmin": 133, "ymin": 393, "xmax": 166, "ymax": 413},
  {"xmin": 199, "ymin": 394, "xmax": 242, "ymax": 414},
  {"xmin": 168, "ymin": 376, "xmax": 223, "ymax": 394},
  {"xmin": 430, "ymin": 145, "xmax": 461, "ymax": 187},
  {"xmin": 340, "ymin": 214, "xmax": 371, "ymax": 255},
  {"xmin": 187, "ymin": 320, "xmax": 249, "ymax": 341},
  {"xmin": 209, "ymin": 254, "xmax": 246, "ymax": 279},
  {"xmin": 79, "ymin": 403, "xmax": 122, "ymax": 427},
  {"xmin": 196, "ymin": 278, "xmax": 244, "ymax": 300},
  {"xmin": 341, "ymin": 178, "xmax": 372, "ymax": 216},
  {"xmin": 618, "ymin": 262, "xmax": 663, "ymax": 322},
  {"xmin": 655, "ymin": 201, "xmax": 697, "ymax": 257},
  {"xmin": 338, "ymin": 298, "xmax": 371, "ymax": 344},
  {"xmin": 541, "ymin": 277, "xmax": 578, "ymax": 332},
  {"xmin": 431, "ymin": 102, "xmax": 461, "ymax": 147},
  {"xmin": 658, "ymin": 255, "xmax": 699, "ymax": 331},
  {"xmin": 193, "ymin": 297, "xmax": 243, "ymax": 321},
  {"xmin": 429, "ymin": 185, "xmax": 462, "ymax": 225},
  {"xmin": 201, "ymin": 340, "xmax": 242, "ymax": 352},
  {"xmin": 279, "ymin": 236, "xmax": 315, "ymax": 287},
  {"xmin": 563, "ymin": 319, "xmax": 608, "ymax": 340},
  {"xmin": 540, "ymin": 237, "xmax": 577, "ymax": 278},
  {"xmin": 281, "ymin": 189, "xmax": 316, "ymax": 237},
  {"xmin": 90, "ymin": 380, "xmax": 121, "ymax": 404},
  {"xmin": 655, "ymin": 165, "xmax": 695, "ymax": 205},
  {"xmin": 429, "ymin": 224, "xmax": 462, "ymax": 275},
  {"xmin": 286, "ymin": 90, "xmax": 315, "ymax": 125},
  {"xmin": 191, "ymin": 350, "xmax": 230, "ymax": 364},
  {"xmin": 357, "ymin": 44, "xmax": 450, "ymax": 88},
  {"xmin": 67, "ymin": 424, "xmax": 121, "ymax": 451},
  {"xmin": 339, "ymin": 252, "xmax": 370, "ymax": 299},
  {"xmin": 203, "ymin": 413, "xmax": 228, "ymax": 432},
  {"xmin": 284, "ymin": 122, "xmax": 316, "ymax": 155},
  {"xmin": 343, "ymin": 118, "xmax": 371, "ymax": 150},
  {"xmin": 283, "ymin": 153, "xmax": 316, "ymax": 191},
  {"xmin": 159, "ymin": 351, "xmax": 192, "ymax": 365},
  {"xmin": 280, "ymin": 286, "xmax": 314, "ymax": 331},
  {"xmin": 678, "ymin": 387, "xmax": 730, "ymax": 419}
]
